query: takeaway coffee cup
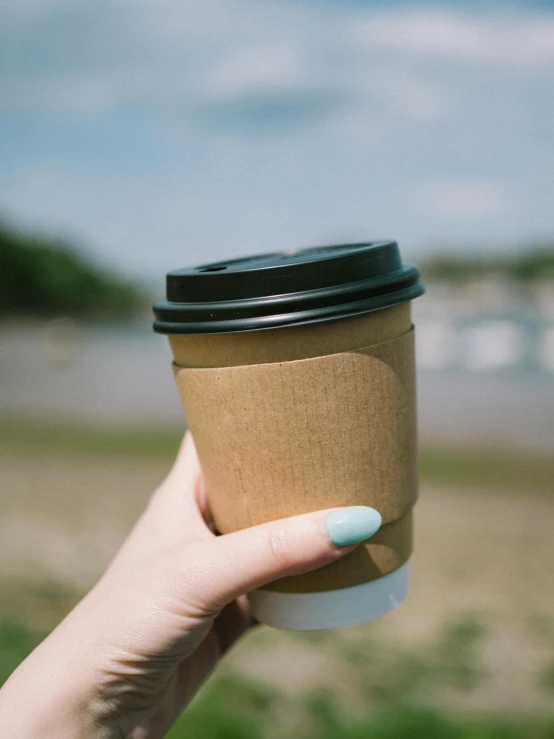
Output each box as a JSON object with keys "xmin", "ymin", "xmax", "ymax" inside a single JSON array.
[{"xmin": 153, "ymin": 241, "xmax": 425, "ymax": 630}]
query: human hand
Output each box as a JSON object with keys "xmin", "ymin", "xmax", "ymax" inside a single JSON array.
[{"xmin": 0, "ymin": 432, "xmax": 381, "ymax": 739}]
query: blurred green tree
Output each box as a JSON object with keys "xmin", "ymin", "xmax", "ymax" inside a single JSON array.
[
  {"xmin": 0, "ymin": 220, "xmax": 143, "ymax": 319},
  {"xmin": 422, "ymin": 246, "xmax": 554, "ymax": 283}
]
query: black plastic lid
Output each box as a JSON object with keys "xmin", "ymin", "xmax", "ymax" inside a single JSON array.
[{"xmin": 153, "ymin": 240, "xmax": 425, "ymax": 335}]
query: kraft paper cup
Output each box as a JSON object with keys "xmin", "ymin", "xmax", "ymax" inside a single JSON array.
[{"xmin": 153, "ymin": 241, "xmax": 424, "ymax": 630}]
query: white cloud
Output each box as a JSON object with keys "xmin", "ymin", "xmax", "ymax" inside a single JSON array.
[
  {"xmin": 2, "ymin": 1, "xmax": 552, "ymax": 124},
  {"xmin": 356, "ymin": 64, "xmax": 456, "ymax": 120},
  {"xmin": 1, "ymin": 1, "xmax": 553, "ymax": 270},
  {"xmin": 205, "ymin": 44, "xmax": 310, "ymax": 98},
  {"xmin": 420, "ymin": 179, "xmax": 512, "ymax": 217},
  {"xmin": 350, "ymin": 9, "xmax": 554, "ymax": 70}
]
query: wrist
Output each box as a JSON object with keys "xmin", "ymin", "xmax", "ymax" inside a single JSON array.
[{"xmin": 0, "ymin": 640, "xmax": 111, "ymax": 739}]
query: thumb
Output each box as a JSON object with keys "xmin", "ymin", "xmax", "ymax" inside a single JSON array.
[{"xmin": 187, "ymin": 506, "xmax": 382, "ymax": 612}]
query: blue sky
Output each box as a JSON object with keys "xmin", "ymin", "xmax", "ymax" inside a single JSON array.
[{"xmin": 1, "ymin": 0, "xmax": 554, "ymax": 279}]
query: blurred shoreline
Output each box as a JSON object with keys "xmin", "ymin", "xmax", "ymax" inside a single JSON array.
[{"xmin": 1, "ymin": 309, "xmax": 553, "ymax": 454}]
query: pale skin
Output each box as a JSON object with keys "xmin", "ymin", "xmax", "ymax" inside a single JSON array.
[{"xmin": 0, "ymin": 433, "xmax": 359, "ymax": 739}]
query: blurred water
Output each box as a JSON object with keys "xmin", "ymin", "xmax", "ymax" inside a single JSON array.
[{"xmin": 1, "ymin": 316, "xmax": 553, "ymax": 453}]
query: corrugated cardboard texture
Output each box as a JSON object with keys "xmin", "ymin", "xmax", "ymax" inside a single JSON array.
[{"xmin": 173, "ymin": 328, "xmax": 417, "ymax": 591}]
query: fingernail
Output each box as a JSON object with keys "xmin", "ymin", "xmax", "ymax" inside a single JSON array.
[{"xmin": 326, "ymin": 506, "xmax": 382, "ymax": 547}]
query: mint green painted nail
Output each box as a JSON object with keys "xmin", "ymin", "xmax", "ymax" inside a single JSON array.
[{"xmin": 326, "ymin": 506, "xmax": 382, "ymax": 546}]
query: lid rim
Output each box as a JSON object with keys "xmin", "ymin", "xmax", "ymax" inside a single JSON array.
[
  {"xmin": 153, "ymin": 241, "xmax": 425, "ymax": 335},
  {"xmin": 155, "ymin": 263, "xmax": 421, "ymax": 314},
  {"xmin": 153, "ymin": 282, "xmax": 425, "ymax": 335}
]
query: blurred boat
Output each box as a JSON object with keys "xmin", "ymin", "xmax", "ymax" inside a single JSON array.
[
  {"xmin": 415, "ymin": 321, "xmax": 457, "ymax": 369},
  {"xmin": 539, "ymin": 326, "xmax": 554, "ymax": 373},
  {"xmin": 464, "ymin": 320, "xmax": 525, "ymax": 372}
]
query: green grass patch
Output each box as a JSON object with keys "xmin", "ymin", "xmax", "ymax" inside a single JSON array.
[
  {"xmin": 0, "ymin": 619, "xmax": 46, "ymax": 687},
  {"xmin": 419, "ymin": 447, "xmax": 554, "ymax": 492},
  {"xmin": 167, "ymin": 675, "xmax": 275, "ymax": 739},
  {"xmin": 324, "ymin": 707, "xmax": 554, "ymax": 739},
  {"xmin": 0, "ymin": 418, "xmax": 183, "ymax": 460},
  {"xmin": 147, "ymin": 682, "xmax": 554, "ymax": 739},
  {"xmin": 0, "ymin": 583, "xmax": 80, "ymax": 632},
  {"xmin": 334, "ymin": 612, "xmax": 491, "ymax": 706},
  {"xmin": 2, "ymin": 617, "xmax": 554, "ymax": 739},
  {"xmin": 1, "ymin": 418, "xmax": 553, "ymax": 491}
]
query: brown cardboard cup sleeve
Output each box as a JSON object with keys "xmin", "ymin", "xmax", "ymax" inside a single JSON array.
[{"xmin": 173, "ymin": 328, "xmax": 417, "ymax": 593}]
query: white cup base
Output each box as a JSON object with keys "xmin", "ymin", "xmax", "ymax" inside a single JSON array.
[{"xmin": 248, "ymin": 561, "xmax": 409, "ymax": 631}]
